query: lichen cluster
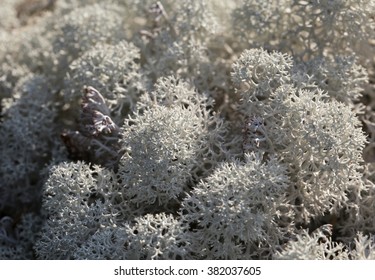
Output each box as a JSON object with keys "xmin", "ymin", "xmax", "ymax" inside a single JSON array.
[{"xmin": 0, "ymin": 0, "xmax": 374, "ymax": 259}]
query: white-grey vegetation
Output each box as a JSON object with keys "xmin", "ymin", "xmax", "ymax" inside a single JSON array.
[{"xmin": 0, "ymin": 0, "xmax": 374, "ymax": 260}]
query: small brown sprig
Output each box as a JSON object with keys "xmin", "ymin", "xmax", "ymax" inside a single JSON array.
[
  {"xmin": 81, "ymin": 86, "xmax": 119, "ymax": 136},
  {"xmin": 61, "ymin": 86, "xmax": 121, "ymax": 167},
  {"xmin": 242, "ymin": 115, "xmax": 275, "ymax": 155},
  {"xmin": 140, "ymin": 1, "xmax": 177, "ymax": 39}
]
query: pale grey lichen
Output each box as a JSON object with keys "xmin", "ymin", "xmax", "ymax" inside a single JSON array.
[
  {"xmin": 180, "ymin": 152, "xmax": 292, "ymax": 259},
  {"xmin": 0, "ymin": 0, "xmax": 374, "ymax": 260}
]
